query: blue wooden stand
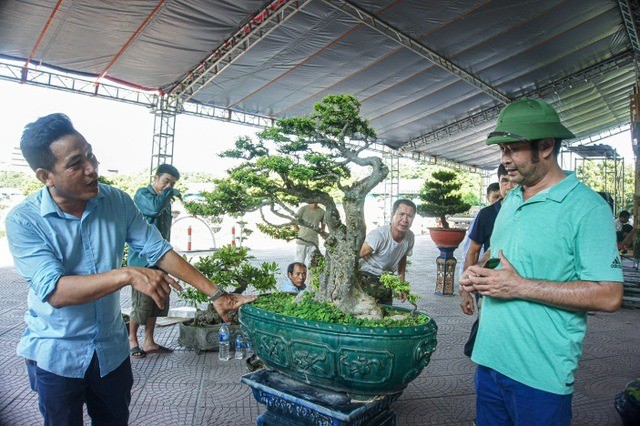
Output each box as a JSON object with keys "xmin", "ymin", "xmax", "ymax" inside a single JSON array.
[
  {"xmin": 435, "ymin": 246, "xmax": 457, "ymax": 295},
  {"xmin": 241, "ymin": 369, "xmax": 401, "ymax": 425}
]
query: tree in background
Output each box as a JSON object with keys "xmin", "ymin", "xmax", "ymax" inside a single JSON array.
[
  {"xmin": 417, "ymin": 170, "xmax": 471, "ymax": 229},
  {"xmin": 400, "ymin": 163, "xmax": 482, "ymax": 207},
  {"xmin": 184, "ymin": 94, "xmax": 394, "ymax": 319},
  {"xmin": 0, "ymin": 171, "xmax": 41, "ymax": 196},
  {"xmin": 576, "ymin": 161, "xmax": 634, "ymax": 211}
]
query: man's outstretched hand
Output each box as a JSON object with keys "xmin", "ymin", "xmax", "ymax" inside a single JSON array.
[
  {"xmin": 213, "ymin": 294, "xmax": 258, "ymax": 323},
  {"xmin": 129, "ymin": 267, "xmax": 183, "ymax": 310}
]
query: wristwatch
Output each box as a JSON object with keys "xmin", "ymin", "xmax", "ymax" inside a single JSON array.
[{"xmin": 209, "ymin": 287, "xmax": 228, "ymax": 302}]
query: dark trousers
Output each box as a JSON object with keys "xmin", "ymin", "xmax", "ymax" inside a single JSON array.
[
  {"xmin": 475, "ymin": 365, "xmax": 572, "ymax": 426},
  {"xmin": 27, "ymin": 352, "xmax": 133, "ymax": 426}
]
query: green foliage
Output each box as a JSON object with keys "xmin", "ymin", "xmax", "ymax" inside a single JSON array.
[
  {"xmin": 256, "ymin": 223, "xmax": 298, "ymax": 241},
  {"xmin": 417, "ymin": 170, "xmax": 471, "ymax": 228},
  {"xmin": 100, "ymin": 171, "xmax": 149, "ymax": 196},
  {"xmin": 308, "ymin": 255, "xmax": 326, "ymax": 291},
  {"xmin": 178, "ymin": 245, "xmax": 277, "ymax": 308},
  {"xmin": 401, "ymin": 164, "xmax": 481, "ymax": 206},
  {"xmin": 178, "ymin": 285, "xmax": 209, "ymax": 309},
  {"xmin": 193, "ymin": 245, "xmax": 277, "ymax": 293},
  {"xmin": 627, "ymin": 386, "xmax": 640, "ymax": 401},
  {"xmin": 182, "ymin": 94, "xmax": 375, "ymax": 235},
  {"xmin": 0, "ymin": 171, "xmax": 41, "ymax": 195},
  {"xmin": 576, "ymin": 161, "xmax": 634, "ymax": 212},
  {"xmin": 252, "ymin": 292, "xmax": 429, "ymax": 327},
  {"xmin": 379, "ymin": 273, "xmax": 419, "ymax": 313}
]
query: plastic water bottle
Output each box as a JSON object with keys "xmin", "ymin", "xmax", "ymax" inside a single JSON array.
[
  {"xmin": 245, "ymin": 340, "xmax": 254, "ymax": 358},
  {"xmin": 218, "ymin": 323, "xmax": 230, "ymax": 361},
  {"xmin": 234, "ymin": 333, "xmax": 244, "ymax": 359}
]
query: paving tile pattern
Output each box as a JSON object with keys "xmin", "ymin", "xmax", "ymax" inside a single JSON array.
[{"xmin": 0, "ymin": 234, "xmax": 638, "ymax": 425}]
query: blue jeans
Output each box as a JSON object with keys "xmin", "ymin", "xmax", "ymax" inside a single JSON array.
[
  {"xmin": 475, "ymin": 365, "xmax": 572, "ymax": 426},
  {"xmin": 26, "ymin": 352, "xmax": 133, "ymax": 426}
]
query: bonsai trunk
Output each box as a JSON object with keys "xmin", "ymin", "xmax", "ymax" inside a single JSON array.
[
  {"xmin": 315, "ymin": 198, "xmax": 383, "ymax": 319},
  {"xmin": 193, "ymin": 303, "xmax": 221, "ymax": 326},
  {"xmin": 440, "ymin": 214, "xmax": 450, "ymax": 229}
]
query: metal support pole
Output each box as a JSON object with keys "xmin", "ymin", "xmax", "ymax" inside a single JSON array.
[
  {"xmin": 149, "ymin": 95, "xmax": 179, "ymax": 180},
  {"xmin": 382, "ymin": 150, "xmax": 400, "ymax": 224}
]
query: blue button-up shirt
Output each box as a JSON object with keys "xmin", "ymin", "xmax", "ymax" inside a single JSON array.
[
  {"xmin": 278, "ymin": 277, "xmax": 306, "ymax": 293},
  {"xmin": 128, "ymin": 185, "xmax": 179, "ymax": 267},
  {"xmin": 6, "ymin": 184, "xmax": 172, "ymax": 378}
]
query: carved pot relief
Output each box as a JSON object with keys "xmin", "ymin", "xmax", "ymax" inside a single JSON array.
[{"xmin": 239, "ymin": 303, "xmax": 437, "ymax": 398}]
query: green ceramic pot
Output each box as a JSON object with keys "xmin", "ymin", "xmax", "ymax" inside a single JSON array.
[{"xmin": 239, "ymin": 303, "xmax": 437, "ymax": 398}]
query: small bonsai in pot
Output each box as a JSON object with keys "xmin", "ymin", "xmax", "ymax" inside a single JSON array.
[
  {"xmin": 177, "ymin": 245, "xmax": 277, "ymax": 353},
  {"xmin": 417, "ymin": 169, "xmax": 471, "ymax": 230},
  {"xmin": 418, "ymin": 170, "xmax": 471, "ymax": 294}
]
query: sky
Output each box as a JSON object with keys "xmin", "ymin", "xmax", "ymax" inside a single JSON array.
[
  {"xmin": 0, "ymin": 79, "xmax": 259, "ymax": 177},
  {"xmin": 0, "ymin": 78, "xmax": 635, "ymax": 178}
]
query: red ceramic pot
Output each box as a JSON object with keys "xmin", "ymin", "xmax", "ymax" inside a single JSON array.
[{"xmin": 428, "ymin": 227, "xmax": 466, "ymax": 248}]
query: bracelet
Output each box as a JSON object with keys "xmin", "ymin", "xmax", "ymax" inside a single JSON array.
[{"xmin": 209, "ymin": 287, "xmax": 228, "ymax": 302}]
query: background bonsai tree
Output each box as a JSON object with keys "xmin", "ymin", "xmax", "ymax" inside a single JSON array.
[
  {"xmin": 417, "ymin": 170, "xmax": 471, "ymax": 229},
  {"xmin": 179, "ymin": 245, "xmax": 277, "ymax": 326},
  {"xmin": 184, "ymin": 94, "xmax": 391, "ymax": 319}
]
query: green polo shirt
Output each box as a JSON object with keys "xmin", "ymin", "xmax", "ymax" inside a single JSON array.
[{"xmin": 471, "ymin": 172, "xmax": 623, "ymax": 395}]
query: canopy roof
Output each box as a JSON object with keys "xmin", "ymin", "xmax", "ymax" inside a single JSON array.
[
  {"xmin": 566, "ymin": 143, "xmax": 623, "ymax": 159},
  {"xmin": 0, "ymin": 0, "xmax": 638, "ymax": 170}
]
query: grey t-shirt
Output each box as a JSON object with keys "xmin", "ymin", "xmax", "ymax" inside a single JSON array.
[
  {"xmin": 295, "ymin": 204, "xmax": 325, "ymax": 246},
  {"xmin": 360, "ymin": 225, "xmax": 414, "ymax": 276}
]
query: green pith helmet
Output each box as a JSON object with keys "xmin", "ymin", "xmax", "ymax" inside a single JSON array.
[{"xmin": 486, "ymin": 98, "xmax": 575, "ymax": 145}]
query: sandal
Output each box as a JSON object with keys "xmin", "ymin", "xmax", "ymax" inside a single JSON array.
[
  {"xmin": 129, "ymin": 346, "xmax": 146, "ymax": 358},
  {"xmin": 144, "ymin": 345, "xmax": 173, "ymax": 355}
]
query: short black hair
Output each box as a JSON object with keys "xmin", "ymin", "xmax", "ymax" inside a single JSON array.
[
  {"xmin": 287, "ymin": 262, "xmax": 306, "ymax": 275},
  {"xmin": 392, "ymin": 199, "xmax": 417, "ymax": 214},
  {"xmin": 497, "ymin": 164, "xmax": 507, "ymax": 178},
  {"xmin": 20, "ymin": 113, "xmax": 78, "ymax": 171},
  {"xmin": 156, "ymin": 164, "xmax": 180, "ymax": 180},
  {"xmin": 486, "ymin": 182, "xmax": 500, "ymax": 196},
  {"xmin": 619, "ymin": 210, "xmax": 631, "ymax": 219}
]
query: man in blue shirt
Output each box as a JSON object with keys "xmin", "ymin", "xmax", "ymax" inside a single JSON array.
[
  {"xmin": 459, "ymin": 99, "xmax": 623, "ymax": 425},
  {"xmin": 128, "ymin": 164, "xmax": 182, "ymax": 358},
  {"xmin": 6, "ymin": 113, "xmax": 256, "ymax": 426},
  {"xmin": 278, "ymin": 262, "xmax": 307, "ymax": 293}
]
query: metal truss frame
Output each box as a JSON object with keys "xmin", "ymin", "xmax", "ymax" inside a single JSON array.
[
  {"xmin": 149, "ymin": 95, "xmax": 179, "ymax": 180},
  {"xmin": 619, "ymin": 0, "xmax": 640, "ymax": 56},
  {"xmin": 382, "ymin": 150, "xmax": 400, "ymax": 224},
  {"xmin": 181, "ymin": 101, "xmax": 274, "ymax": 128},
  {"xmin": 401, "ymin": 51, "xmax": 635, "ymax": 152},
  {"xmin": 0, "ymin": 59, "xmax": 158, "ymax": 107},
  {"xmin": 569, "ymin": 123, "xmax": 631, "ymax": 147},
  {"xmin": 321, "ymin": 0, "xmax": 511, "ymax": 105},
  {"xmin": 168, "ymin": 0, "xmax": 311, "ymax": 102}
]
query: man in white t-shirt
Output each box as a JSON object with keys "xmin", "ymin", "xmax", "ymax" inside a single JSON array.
[{"xmin": 359, "ymin": 199, "xmax": 416, "ymax": 304}]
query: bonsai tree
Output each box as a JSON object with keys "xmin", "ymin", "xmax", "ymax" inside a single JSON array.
[
  {"xmin": 184, "ymin": 94, "xmax": 392, "ymax": 319},
  {"xmin": 417, "ymin": 170, "xmax": 471, "ymax": 229},
  {"xmin": 179, "ymin": 245, "xmax": 277, "ymax": 326}
]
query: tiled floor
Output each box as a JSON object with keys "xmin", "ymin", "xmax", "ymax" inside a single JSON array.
[{"xmin": 0, "ymin": 235, "xmax": 638, "ymax": 425}]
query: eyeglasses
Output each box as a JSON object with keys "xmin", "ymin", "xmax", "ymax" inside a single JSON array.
[{"xmin": 487, "ymin": 131, "xmax": 531, "ymax": 143}]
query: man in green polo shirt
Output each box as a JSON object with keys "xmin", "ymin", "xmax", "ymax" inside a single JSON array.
[{"xmin": 459, "ymin": 98, "xmax": 623, "ymax": 425}]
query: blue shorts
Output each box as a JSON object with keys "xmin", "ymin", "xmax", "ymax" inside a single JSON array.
[
  {"xmin": 475, "ymin": 365, "xmax": 572, "ymax": 426},
  {"xmin": 27, "ymin": 352, "xmax": 133, "ymax": 426}
]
